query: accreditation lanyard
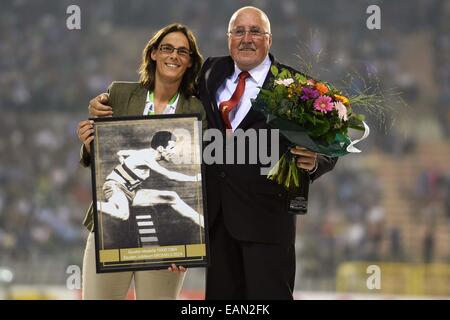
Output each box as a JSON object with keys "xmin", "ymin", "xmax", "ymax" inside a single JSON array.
[{"xmin": 143, "ymin": 91, "xmax": 179, "ymax": 115}]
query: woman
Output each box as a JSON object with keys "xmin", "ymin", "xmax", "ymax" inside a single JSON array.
[{"xmin": 76, "ymin": 23, "xmax": 205, "ymax": 300}]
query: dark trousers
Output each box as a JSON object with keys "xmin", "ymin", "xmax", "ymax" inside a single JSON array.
[{"xmin": 205, "ymin": 212, "xmax": 296, "ymax": 300}]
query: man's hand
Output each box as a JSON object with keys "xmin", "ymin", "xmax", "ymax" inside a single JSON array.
[
  {"xmin": 89, "ymin": 93, "xmax": 113, "ymax": 117},
  {"xmin": 290, "ymin": 146, "xmax": 318, "ymax": 172},
  {"xmin": 77, "ymin": 120, "xmax": 94, "ymax": 154}
]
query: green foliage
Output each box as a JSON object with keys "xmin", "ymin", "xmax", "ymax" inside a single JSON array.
[
  {"xmin": 295, "ymin": 73, "xmax": 307, "ymax": 85},
  {"xmin": 256, "ymin": 68, "xmax": 366, "ymax": 143},
  {"xmin": 268, "ymin": 153, "xmax": 302, "ymax": 192},
  {"xmin": 271, "ymin": 65, "xmax": 279, "ymax": 77},
  {"xmin": 254, "ymin": 67, "xmax": 370, "ymax": 192}
]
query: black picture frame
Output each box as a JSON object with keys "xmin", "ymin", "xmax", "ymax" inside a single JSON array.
[{"xmin": 90, "ymin": 114, "xmax": 209, "ymax": 273}]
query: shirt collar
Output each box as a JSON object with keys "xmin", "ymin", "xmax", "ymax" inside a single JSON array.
[
  {"xmin": 231, "ymin": 55, "xmax": 271, "ymax": 86},
  {"xmin": 145, "ymin": 91, "xmax": 179, "ymax": 115}
]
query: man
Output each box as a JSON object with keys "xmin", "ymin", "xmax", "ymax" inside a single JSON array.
[
  {"xmin": 89, "ymin": 6, "xmax": 337, "ymax": 299},
  {"xmin": 197, "ymin": 6, "xmax": 337, "ymax": 299}
]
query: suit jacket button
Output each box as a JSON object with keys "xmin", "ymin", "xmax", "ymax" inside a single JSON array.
[{"xmin": 220, "ymin": 171, "xmax": 226, "ymax": 178}]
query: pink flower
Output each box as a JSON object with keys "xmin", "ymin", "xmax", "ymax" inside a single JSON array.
[
  {"xmin": 334, "ymin": 101, "xmax": 348, "ymax": 121},
  {"xmin": 313, "ymin": 96, "xmax": 334, "ymax": 113}
]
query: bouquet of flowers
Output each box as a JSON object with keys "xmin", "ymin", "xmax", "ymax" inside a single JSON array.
[{"xmin": 252, "ymin": 65, "xmax": 370, "ymax": 192}]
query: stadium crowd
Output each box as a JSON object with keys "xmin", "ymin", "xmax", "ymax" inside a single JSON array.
[{"xmin": 0, "ymin": 0, "xmax": 449, "ymax": 288}]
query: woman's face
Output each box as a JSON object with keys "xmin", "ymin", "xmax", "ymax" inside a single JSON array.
[{"xmin": 151, "ymin": 31, "xmax": 192, "ymax": 85}]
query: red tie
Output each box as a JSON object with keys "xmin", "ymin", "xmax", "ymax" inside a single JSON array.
[{"xmin": 219, "ymin": 71, "xmax": 250, "ymax": 129}]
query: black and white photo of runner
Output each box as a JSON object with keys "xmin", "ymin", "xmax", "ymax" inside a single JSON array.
[{"xmin": 92, "ymin": 115, "xmax": 206, "ymax": 271}]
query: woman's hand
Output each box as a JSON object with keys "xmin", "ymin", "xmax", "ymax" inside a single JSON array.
[
  {"xmin": 77, "ymin": 120, "xmax": 94, "ymax": 154},
  {"xmin": 168, "ymin": 263, "xmax": 187, "ymax": 273}
]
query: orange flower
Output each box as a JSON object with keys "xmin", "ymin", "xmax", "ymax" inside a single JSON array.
[
  {"xmin": 334, "ymin": 94, "xmax": 350, "ymax": 106},
  {"xmin": 315, "ymin": 82, "xmax": 329, "ymax": 95}
]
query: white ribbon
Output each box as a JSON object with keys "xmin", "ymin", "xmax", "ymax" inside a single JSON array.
[{"xmin": 346, "ymin": 121, "xmax": 370, "ymax": 153}]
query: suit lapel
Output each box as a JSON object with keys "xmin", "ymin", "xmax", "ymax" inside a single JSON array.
[
  {"xmin": 127, "ymin": 85, "xmax": 147, "ymax": 115},
  {"xmin": 236, "ymin": 54, "xmax": 277, "ymax": 130},
  {"xmin": 261, "ymin": 54, "xmax": 278, "ymax": 90},
  {"xmin": 205, "ymin": 57, "xmax": 235, "ymax": 131},
  {"xmin": 175, "ymin": 94, "xmax": 187, "ymax": 114},
  {"xmin": 128, "ymin": 85, "xmax": 188, "ymax": 116}
]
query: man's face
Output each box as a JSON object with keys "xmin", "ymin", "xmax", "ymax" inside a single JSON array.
[
  {"xmin": 157, "ymin": 140, "xmax": 176, "ymax": 162},
  {"xmin": 228, "ymin": 9, "xmax": 272, "ymax": 71}
]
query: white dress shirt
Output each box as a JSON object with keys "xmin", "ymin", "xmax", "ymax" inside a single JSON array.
[{"xmin": 216, "ymin": 55, "xmax": 271, "ymax": 131}]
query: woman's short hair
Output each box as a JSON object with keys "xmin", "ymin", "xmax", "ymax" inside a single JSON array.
[{"xmin": 138, "ymin": 23, "xmax": 203, "ymax": 97}]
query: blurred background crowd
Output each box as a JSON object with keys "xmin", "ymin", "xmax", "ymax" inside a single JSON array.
[{"xmin": 0, "ymin": 0, "xmax": 449, "ymax": 298}]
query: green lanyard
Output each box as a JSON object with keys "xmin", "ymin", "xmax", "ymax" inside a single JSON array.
[{"xmin": 145, "ymin": 91, "xmax": 179, "ymax": 115}]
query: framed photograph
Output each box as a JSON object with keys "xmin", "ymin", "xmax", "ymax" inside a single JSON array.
[{"xmin": 90, "ymin": 114, "xmax": 208, "ymax": 273}]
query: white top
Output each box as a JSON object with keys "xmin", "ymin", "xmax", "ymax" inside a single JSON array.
[
  {"xmin": 143, "ymin": 91, "xmax": 179, "ymax": 115},
  {"xmin": 216, "ymin": 55, "xmax": 271, "ymax": 131}
]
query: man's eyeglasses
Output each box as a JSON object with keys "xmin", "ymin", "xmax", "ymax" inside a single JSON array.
[
  {"xmin": 227, "ymin": 28, "xmax": 271, "ymax": 39},
  {"xmin": 159, "ymin": 44, "xmax": 192, "ymax": 58}
]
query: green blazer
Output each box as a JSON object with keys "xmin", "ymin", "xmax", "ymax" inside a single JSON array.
[{"xmin": 80, "ymin": 81, "xmax": 207, "ymax": 232}]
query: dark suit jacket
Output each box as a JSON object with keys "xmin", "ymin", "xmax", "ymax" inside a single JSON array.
[
  {"xmin": 80, "ymin": 81, "xmax": 206, "ymax": 232},
  {"xmin": 197, "ymin": 54, "xmax": 337, "ymax": 245}
]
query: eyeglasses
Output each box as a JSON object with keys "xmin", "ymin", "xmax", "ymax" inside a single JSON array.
[
  {"xmin": 159, "ymin": 44, "xmax": 192, "ymax": 58},
  {"xmin": 227, "ymin": 28, "xmax": 271, "ymax": 39}
]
